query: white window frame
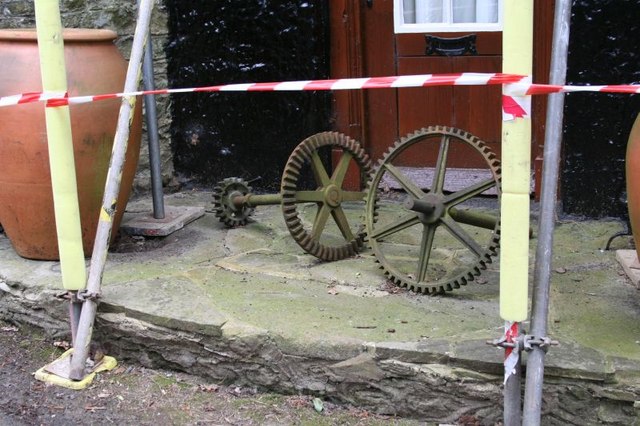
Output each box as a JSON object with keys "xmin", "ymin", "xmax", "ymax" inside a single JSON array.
[{"xmin": 394, "ymin": 0, "xmax": 504, "ymax": 34}]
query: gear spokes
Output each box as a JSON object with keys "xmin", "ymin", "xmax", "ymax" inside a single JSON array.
[
  {"xmin": 281, "ymin": 132, "xmax": 372, "ymax": 261},
  {"xmin": 365, "ymin": 126, "xmax": 501, "ymax": 294}
]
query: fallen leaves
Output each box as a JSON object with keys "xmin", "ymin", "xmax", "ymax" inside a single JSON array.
[
  {"xmin": 327, "ymin": 286, "xmax": 339, "ymax": 295},
  {"xmin": 84, "ymin": 405, "xmax": 106, "ymax": 412},
  {"xmin": 112, "ymin": 366, "xmax": 127, "ymax": 375},
  {"xmin": 285, "ymin": 395, "xmax": 310, "ymax": 409},
  {"xmin": 199, "ymin": 383, "xmax": 220, "ymax": 393},
  {"xmin": 53, "ymin": 341, "xmax": 71, "ymax": 350},
  {"xmin": 312, "ymin": 397, "xmax": 324, "ymax": 413}
]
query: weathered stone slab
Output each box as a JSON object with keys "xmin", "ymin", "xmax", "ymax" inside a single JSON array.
[
  {"xmin": 616, "ymin": 249, "xmax": 640, "ymax": 288},
  {"xmin": 102, "ymin": 277, "xmax": 228, "ymax": 337}
]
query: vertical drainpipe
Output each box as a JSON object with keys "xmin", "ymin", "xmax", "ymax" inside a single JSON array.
[
  {"xmin": 500, "ymin": 0, "xmax": 533, "ymax": 424},
  {"xmin": 34, "ymin": 1, "xmax": 87, "ymax": 324}
]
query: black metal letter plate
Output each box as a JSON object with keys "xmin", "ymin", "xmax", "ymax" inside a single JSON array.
[{"xmin": 425, "ymin": 34, "xmax": 478, "ymax": 56}]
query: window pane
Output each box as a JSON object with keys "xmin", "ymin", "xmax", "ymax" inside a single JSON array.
[
  {"xmin": 416, "ymin": 0, "xmax": 444, "ymax": 23},
  {"xmin": 476, "ymin": 0, "xmax": 498, "ymax": 23},
  {"xmin": 403, "ymin": 0, "xmax": 416, "ymax": 23},
  {"xmin": 395, "ymin": 0, "xmax": 501, "ymax": 32},
  {"xmin": 452, "ymin": 0, "xmax": 476, "ymax": 23}
]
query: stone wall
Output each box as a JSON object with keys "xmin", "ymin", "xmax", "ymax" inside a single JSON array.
[
  {"xmin": 164, "ymin": 0, "xmax": 331, "ymax": 192},
  {"xmin": 2, "ymin": 279, "xmax": 639, "ymax": 425},
  {"xmin": 0, "ymin": 0, "xmax": 173, "ymax": 194}
]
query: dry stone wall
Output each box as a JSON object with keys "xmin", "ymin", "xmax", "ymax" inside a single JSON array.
[
  {"xmin": 0, "ymin": 0, "xmax": 173, "ymax": 193},
  {"xmin": 1, "ymin": 277, "xmax": 639, "ymax": 425}
]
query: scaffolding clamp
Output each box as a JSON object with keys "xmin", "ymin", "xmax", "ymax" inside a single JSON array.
[
  {"xmin": 522, "ymin": 335, "xmax": 559, "ymax": 352},
  {"xmin": 488, "ymin": 333, "xmax": 560, "ymax": 352},
  {"xmin": 487, "ymin": 335, "xmax": 522, "ymax": 350},
  {"xmin": 76, "ymin": 289, "xmax": 101, "ymax": 302}
]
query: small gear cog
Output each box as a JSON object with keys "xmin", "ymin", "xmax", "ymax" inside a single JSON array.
[{"xmin": 212, "ymin": 177, "xmax": 254, "ymax": 227}]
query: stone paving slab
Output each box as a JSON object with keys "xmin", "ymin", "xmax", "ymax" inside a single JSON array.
[
  {"xmin": 1, "ymin": 191, "xmax": 640, "ymax": 423},
  {"xmin": 617, "ymin": 249, "xmax": 640, "ymax": 289}
]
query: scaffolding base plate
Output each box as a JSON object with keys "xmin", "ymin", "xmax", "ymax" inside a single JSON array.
[
  {"xmin": 34, "ymin": 348, "xmax": 118, "ymax": 390},
  {"xmin": 120, "ymin": 205, "xmax": 205, "ymax": 237}
]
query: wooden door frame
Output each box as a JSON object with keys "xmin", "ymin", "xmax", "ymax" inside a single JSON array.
[
  {"xmin": 329, "ymin": 1, "xmax": 367, "ymax": 142},
  {"xmin": 329, "ymin": 0, "xmax": 367, "ymax": 189},
  {"xmin": 531, "ymin": 0, "xmax": 555, "ymax": 199}
]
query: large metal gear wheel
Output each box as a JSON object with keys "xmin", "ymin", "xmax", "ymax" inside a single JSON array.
[
  {"xmin": 213, "ymin": 177, "xmax": 254, "ymax": 227},
  {"xmin": 365, "ymin": 126, "xmax": 501, "ymax": 294},
  {"xmin": 281, "ymin": 132, "xmax": 372, "ymax": 261}
]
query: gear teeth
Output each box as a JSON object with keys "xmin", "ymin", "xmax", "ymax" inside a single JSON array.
[
  {"xmin": 212, "ymin": 177, "xmax": 254, "ymax": 228},
  {"xmin": 364, "ymin": 126, "xmax": 502, "ymax": 295},
  {"xmin": 280, "ymin": 132, "xmax": 371, "ymax": 262}
]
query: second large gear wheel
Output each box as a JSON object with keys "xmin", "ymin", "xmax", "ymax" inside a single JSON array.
[
  {"xmin": 281, "ymin": 132, "xmax": 372, "ymax": 261},
  {"xmin": 365, "ymin": 126, "xmax": 501, "ymax": 294}
]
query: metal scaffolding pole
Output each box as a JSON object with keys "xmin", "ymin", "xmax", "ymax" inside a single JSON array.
[
  {"xmin": 68, "ymin": 0, "xmax": 154, "ymax": 380},
  {"xmin": 522, "ymin": 0, "xmax": 572, "ymax": 424},
  {"xmin": 141, "ymin": 2, "xmax": 165, "ymax": 219}
]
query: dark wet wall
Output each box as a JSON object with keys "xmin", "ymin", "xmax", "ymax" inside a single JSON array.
[
  {"xmin": 165, "ymin": 1, "xmax": 330, "ymax": 192},
  {"xmin": 562, "ymin": 0, "xmax": 640, "ymax": 218}
]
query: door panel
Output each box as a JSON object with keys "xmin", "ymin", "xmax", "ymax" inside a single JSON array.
[
  {"xmin": 370, "ymin": 0, "xmax": 502, "ymax": 170},
  {"xmin": 396, "ymin": 57, "xmax": 453, "ymax": 147},
  {"xmin": 397, "ymin": 54, "xmax": 501, "ymax": 168},
  {"xmin": 330, "ymin": 0, "xmax": 553, "ymax": 196},
  {"xmin": 361, "ymin": 0, "xmax": 397, "ymax": 163},
  {"xmin": 451, "ymin": 56, "xmax": 502, "ymax": 154}
]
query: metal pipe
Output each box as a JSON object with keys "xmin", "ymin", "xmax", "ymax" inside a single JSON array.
[
  {"xmin": 449, "ymin": 208, "xmax": 533, "ymax": 237},
  {"xmin": 504, "ymin": 342, "xmax": 522, "ymax": 425},
  {"xmin": 245, "ymin": 193, "xmax": 284, "ymax": 207},
  {"xmin": 68, "ymin": 298, "xmax": 82, "ymax": 345},
  {"xmin": 449, "ymin": 207, "xmax": 498, "ymax": 230},
  {"xmin": 141, "ymin": 12, "xmax": 165, "ymax": 219},
  {"xmin": 522, "ymin": 0, "xmax": 572, "ymax": 423},
  {"xmin": 69, "ymin": 0, "xmax": 154, "ymax": 380},
  {"xmin": 404, "ymin": 198, "xmax": 436, "ymax": 214}
]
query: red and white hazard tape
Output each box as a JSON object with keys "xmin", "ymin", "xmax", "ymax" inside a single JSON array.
[
  {"xmin": 1, "ymin": 72, "xmax": 637, "ymax": 121},
  {"xmin": 503, "ymin": 321, "xmax": 520, "ymax": 385},
  {"xmin": 519, "ymin": 83, "xmax": 640, "ymax": 96},
  {"xmin": 0, "ymin": 91, "xmax": 67, "ymax": 107},
  {"xmin": 503, "ymin": 76, "xmax": 532, "ymax": 120}
]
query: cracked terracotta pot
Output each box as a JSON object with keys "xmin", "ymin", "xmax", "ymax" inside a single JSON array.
[
  {"xmin": 626, "ymin": 113, "xmax": 640, "ymax": 260},
  {"xmin": 0, "ymin": 28, "xmax": 142, "ymax": 260}
]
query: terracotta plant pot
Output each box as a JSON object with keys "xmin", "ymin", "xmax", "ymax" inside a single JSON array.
[
  {"xmin": 626, "ymin": 113, "xmax": 640, "ymax": 259},
  {"xmin": 0, "ymin": 29, "xmax": 142, "ymax": 260}
]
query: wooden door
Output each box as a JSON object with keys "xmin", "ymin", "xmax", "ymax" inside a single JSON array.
[
  {"xmin": 330, "ymin": 0, "xmax": 553, "ymax": 194},
  {"xmin": 395, "ymin": 32, "xmax": 502, "ymax": 167}
]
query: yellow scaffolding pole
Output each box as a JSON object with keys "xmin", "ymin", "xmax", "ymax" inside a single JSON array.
[
  {"xmin": 500, "ymin": 0, "xmax": 533, "ymax": 323},
  {"xmin": 500, "ymin": 1, "xmax": 533, "ymax": 423},
  {"xmin": 34, "ymin": 0, "xmax": 86, "ymax": 291}
]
